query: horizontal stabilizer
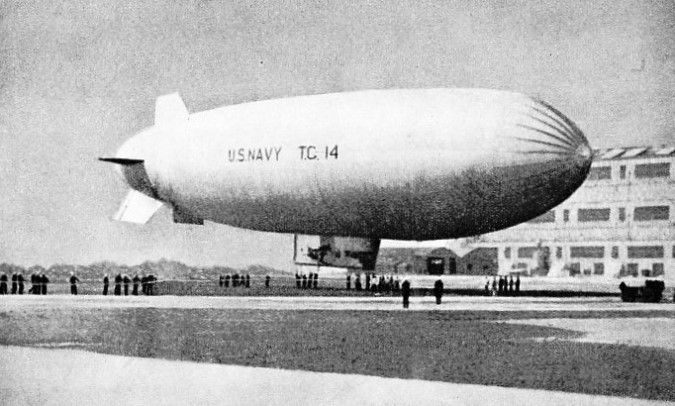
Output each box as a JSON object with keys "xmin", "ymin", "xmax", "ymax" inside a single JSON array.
[
  {"xmin": 99, "ymin": 157, "xmax": 144, "ymax": 165},
  {"xmin": 114, "ymin": 190, "xmax": 163, "ymax": 224},
  {"xmin": 155, "ymin": 93, "xmax": 188, "ymax": 127}
]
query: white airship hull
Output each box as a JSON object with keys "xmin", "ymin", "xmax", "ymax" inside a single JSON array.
[{"xmin": 111, "ymin": 88, "xmax": 592, "ymax": 241}]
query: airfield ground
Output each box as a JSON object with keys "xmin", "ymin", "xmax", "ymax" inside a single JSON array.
[{"xmin": 1, "ymin": 295, "xmax": 674, "ymax": 405}]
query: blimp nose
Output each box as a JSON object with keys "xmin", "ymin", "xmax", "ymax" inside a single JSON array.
[{"xmin": 520, "ymin": 99, "xmax": 593, "ymax": 169}]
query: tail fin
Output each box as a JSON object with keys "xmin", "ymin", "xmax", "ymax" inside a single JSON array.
[
  {"xmin": 155, "ymin": 93, "xmax": 188, "ymax": 127},
  {"xmin": 114, "ymin": 190, "xmax": 163, "ymax": 224}
]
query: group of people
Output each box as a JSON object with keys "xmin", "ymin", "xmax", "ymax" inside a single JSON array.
[
  {"xmin": 102, "ymin": 274, "xmax": 157, "ymax": 296},
  {"xmin": 218, "ymin": 273, "xmax": 254, "ymax": 288},
  {"xmin": 485, "ymin": 275, "xmax": 521, "ymax": 295},
  {"xmin": 0, "ymin": 272, "xmax": 50, "ymax": 295},
  {"xmin": 295, "ymin": 272, "xmax": 319, "ymax": 289},
  {"xmin": 0, "ymin": 272, "xmax": 158, "ymax": 296},
  {"xmin": 346, "ymin": 273, "xmax": 401, "ymax": 294}
]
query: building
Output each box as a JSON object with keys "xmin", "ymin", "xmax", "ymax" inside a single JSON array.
[
  {"xmin": 379, "ymin": 146, "xmax": 675, "ymax": 282},
  {"xmin": 472, "ymin": 146, "xmax": 675, "ymax": 282}
]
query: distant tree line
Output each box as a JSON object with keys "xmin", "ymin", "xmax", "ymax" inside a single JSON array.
[{"xmin": 0, "ymin": 259, "xmax": 288, "ymax": 282}]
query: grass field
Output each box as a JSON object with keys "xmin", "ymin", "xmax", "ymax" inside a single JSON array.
[{"xmin": 1, "ymin": 306, "xmax": 673, "ymax": 401}]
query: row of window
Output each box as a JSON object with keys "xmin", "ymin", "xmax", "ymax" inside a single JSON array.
[
  {"xmin": 587, "ymin": 162, "xmax": 671, "ymax": 181},
  {"xmin": 567, "ymin": 262, "xmax": 664, "ymax": 277},
  {"xmin": 528, "ymin": 205, "xmax": 671, "ymax": 223},
  {"xmin": 505, "ymin": 245, "xmax": 673, "ymax": 260}
]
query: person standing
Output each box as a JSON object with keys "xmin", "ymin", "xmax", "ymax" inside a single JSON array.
[
  {"xmin": 224, "ymin": 274, "xmax": 230, "ymax": 288},
  {"xmin": 141, "ymin": 275, "xmax": 148, "ymax": 295},
  {"xmin": 40, "ymin": 273, "xmax": 49, "ymax": 295},
  {"xmin": 365, "ymin": 273, "xmax": 371, "ymax": 291},
  {"xmin": 0, "ymin": 273, "xmax": 7, "ymax": 294},
  {"xmin": 147, "ymin": 274, "xmax": 156, "ymax": 295},
  {"xmin": 114, "ymin": 273, "xmax": 122, "ymax": 296},
  {"xmin": 401, "ymin": 279, "xmax": 411, "ymax": 309},
  {"xmin": 132, "ymin": 275, "xmax": 140, "ymax": 295},
  {"xmin": 102, "ymin": 274, "xmax": 109, "ymax": 296},
  {"xmin": 17, "ymin": 273, "xmax": 25, "ymax": 295},
  {"xmin": 123, "ymin": 274, "xmax": 130, "ymax": 296},
  {"xmin": 245, "ymin": 274, "xmax": 251, "ymax": 288},
  {"xmin": 508, "ymin": 276, "xmax": 514, "ymax": 294},
  {"xmin": 498, "ymin": 276, "xmax": 504, "ymax": 294},
  {"xmin": 69, "ymin": 272, "xmax": 80, "ymax": 295},
  {"xmin": 11, "ymin": 273, "xmax": 18, "ymax": 294},
  {"xmin": 301, "ymin": 273, "xmax": 307, "ymax": 289},
  {"xmin": 433, "ymin": 279, "xmax": 444, "ymax": 305},
  {"xmin": 218, "ymin": 275, "xmax": 224, "ymax": 288},
  {"xmin": 515, "ymin": 275, "xmax": 521, "ymax": 294},
  {"xmin": 265, "ymin": 275, "xmax": 271, "ymax": 288},
  {"xmin": 312, "ymin": 273, "xmax": 318, "ymax": 289},
  {"xmin": 355, "ymin": 273, "xmax": 362, "ymax": 291},
  {"xmin": 346, "ymin": 274, "xmax": 351, "ymax": 290},
  {"xmin": 295, "ymin": 272, "xmax": 301, "ymax": 289}
]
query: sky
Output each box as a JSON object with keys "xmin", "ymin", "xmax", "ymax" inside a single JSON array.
[{"xmin": 1, "ymin": 0, "xmax": 674, "ymax": 269}]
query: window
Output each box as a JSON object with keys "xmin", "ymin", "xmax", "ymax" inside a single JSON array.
[
  {"xmin": 634, "ymin": 206, "xmax": 669, "ymax": 221},
  {"xmin": 570, "ymin": 246, "xmax": 605, "ymax": 258},
  {"xmin": 563, "ymin": 210, "xmax": 569, "ymax": 222},
  {"xmin": 568, "ymin": 263, "xmax": 581, "ymax": 276},
  {"xmin": 528, "ymin": 211, "xmax": 555, "ymax": 223},
  {"xmin": 593, "ymin": 263, "xmax": 604, "ymax": 275},
  {"xmin": 518, "ymin": 247, "xmax": 538, "ymax": 258},
  {"xmin": 556, "ymin": 247, "xmax": 562, "ymax": 259},
  {"xmin": 653, "ymin": 263, "xmax": 664, "ymax": 277},
  {"xmin": 611, "ymin": 246, "xmax": 619, "ymax": 259},
  {"xmin": 587, "ymin": 166, "xmax": 611, "ymax": 180},
  {"xmin": 618, "ymin": 208, "xmax": 625, "ymax": 221},
  {"xmin": 619, "ymin": 165, "xmax": 626, "ymax": 179},
  {"xmin": 578, "ymin": 208, "xmax": 611, "ymax": 222},
  {"xmin": 635, "ymin": 163, "xmax": 670, "ymax": 178},
  {"xmin": 504, "ymin": 247, "xmax": 511, "ymax": 259},
  {"xmin": 626, "ymin": 263, "xmax": 639, "ymax": 277},
  {"xmin": 627, "ymin": 246, "xmax": 664, "ymax": 258}
]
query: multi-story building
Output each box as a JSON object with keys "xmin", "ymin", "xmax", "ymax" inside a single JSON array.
[{"xmin": 471, "ymin": 146, "xmax": 675, "ymax": 282}]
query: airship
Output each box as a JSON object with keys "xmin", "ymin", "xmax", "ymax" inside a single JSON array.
[{"xmin": 101, "ymin": 88, "xmax": 592, "ymax": 270}]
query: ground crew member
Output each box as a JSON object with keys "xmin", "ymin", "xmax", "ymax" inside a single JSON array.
[
  {"xmin": 69, "ymin": 272, "xmax": 80, "ymax": 295},
  {"xmin": 123, "ymin": 274, "xmax": 130, "ymax": 295},
  {"xmin": 132, "ymin": 275, "xmax": 140, "ymax": 295},
  {"xmin": 224, "ymin": 274, "xmax": 230, "ymax": 288},
  {"xmin": 29, "ymin": 273, "xmax": 37, "ymax": 294},
  {"xmin": 401, "ymin": 279, "xmax": 411, "ymax": 309},
  {"xmin": 141, "ymin": 275, "xmax": 148, "ymax": 294},
  {"xmin": 265, "ymin": 275, "xmax": 270, "ymax": 288},
  {"xmin": 114, "ymin": 273, "xmax": 122, "ymax": 296},
  {"xmin": 515, "ymin": 275, "xmax": 521, "ymax": 294},
  {"xmin": 0, "ymin": 273, "xmax": 8, "ymax": 294},
  {"xmin": 11, "ymin": 273, "xmax": 18, "ymax": 294},
  {"xmin": 103, "ymin": 274, "xmax": 109, "ymax": 296},
  {"xmin": 147, "ymin": 274, "xmax": 155, "ymax": 295},
  {"xmin": 433, "ymin": 279, "xmax": 444, "ymax": 305},
  {"xmin": 40, "ymin": 273, "xmax": 49, "ymax": 295},
  {"xmin": 346, "ymin": 274, "xmax": 351, "ymax": 290},
  {"xmin": 17, "ymin": 273, "xmax": 24, "ymax": 294}
]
